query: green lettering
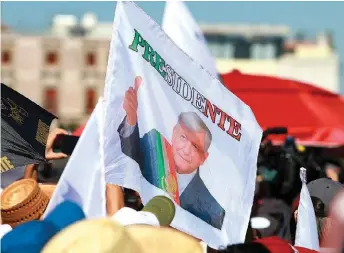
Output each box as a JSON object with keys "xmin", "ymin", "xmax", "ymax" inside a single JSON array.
[
  {"xmin": 128, "ymin": 29, "xmax": 167, "ymax": 80},
  {"xmin": 142, "ymin": 42, "xmax": 156, "ymax": 67},
  {"xmin": 154, "ymin": 53, "xmax": 166, "ymax": 78},
  {"xmin": 129, "ymin": 29, "xmax": 146, "ymax": 52}
]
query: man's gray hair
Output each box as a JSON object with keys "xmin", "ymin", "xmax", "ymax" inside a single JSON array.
[{"xmin": 177, "ymin": 112, "xmax": 212, "ymax": 151}]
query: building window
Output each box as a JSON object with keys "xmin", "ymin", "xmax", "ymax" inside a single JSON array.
[
  {"xmin": 2, "ymin": 50, "xmax": 11, "ymax": 64},
  {"xmin": 265, "ymin": 43, "xmax": 277, "ymax": 59},
  {"xmin": 86, "ymin": 88, "xmax": 96, "ymax": 114},
  {"xmin": 45, "ymin": 51, "xmax": 59, "ymax": 65},
  {"xmin": 85, "ymin": 52, "xmax": 96, "ymax": 66},
  {"xmin": 222, "ymin": 43, "xmax": 235, "ymax": 59},
  {"xmin": 41, "ymin": 70, "xmax": 61, "ymax": 80},
  {"xmin": 44, "ymin": 88, "xmax": 58, "ymax": 114},
  {"xmin": 208, "ymin": 42, "xmax": 234, "ymax": 59},
  {"xmin": 251, "ymin": 43, "xmax": 263, "ymax": 59},
  {"xmin": 250, "ymin": 43, "xmax": 277, "ymax": 59}
]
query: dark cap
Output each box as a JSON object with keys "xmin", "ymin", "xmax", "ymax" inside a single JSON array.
[
  {"xmin": 307, "ymin": 178, "xmax": 343, "ymax": 216},
  {"xmin": 255, "ymin": 198, "xmax": 291, "ymax": 240}
]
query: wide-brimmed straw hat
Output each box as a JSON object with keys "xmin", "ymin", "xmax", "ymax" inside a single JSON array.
[
  {"xmin": 1, "ymin": 179, "xmax": 55, "ymax": 228},
  {"xmin": 41, "ymin": 219, "xmax": 203, "ymax": 253},
  {"xmin": 126, "ymin": 224, "xmax": 204, "ymax": 253},
  {"xmin": 38, "ymin": 183, "xmax": 56, "ymax": 199}
]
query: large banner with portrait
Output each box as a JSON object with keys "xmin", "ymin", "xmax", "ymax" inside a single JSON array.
[{"xmin": 103, "ymin": 2, "xmax": 262, "ymax": 249}]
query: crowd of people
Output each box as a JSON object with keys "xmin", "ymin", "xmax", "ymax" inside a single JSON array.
[{"xmin": 1, "ymin": 124, "xmax": 344, "ymax": 253}]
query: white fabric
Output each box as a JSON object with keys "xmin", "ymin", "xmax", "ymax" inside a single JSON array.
[
  {"xmin": 162, "ymin": 1, "xmax": 219, "ymax": 79},
  {"xmin": 103, "ymin": 1, "xmax": 262, "ymax": 249},
  {"xmin": 43, "ymin": 99, "xmax": 107, "ymax": 219},
  {"xmin": 0, "ymin": 224, "xmax": 12, "ymax": 240},
  {"xmin": 112, "ymin": 207, "xmax": 160, "ymax": 227},
  {"xmin": 295, "ymin": 169, "xmax": 320, "ymax": 251}
]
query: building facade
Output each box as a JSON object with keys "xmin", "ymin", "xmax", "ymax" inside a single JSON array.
[
  {"xmin": 202, "ymin": 24, "xmax": 340, "ymax": 93},
  {"xmin": 2, "ymin": 30, "xmax": 109, "ymax": 125},
  {"xmin": 1, "ymin": 14, "xmax": 340, "ymax": 125}
]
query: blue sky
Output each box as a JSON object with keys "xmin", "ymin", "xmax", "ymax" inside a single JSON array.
[{"xmin": 2, "ymin": 1, "xmax": 344, "ymax": 93}]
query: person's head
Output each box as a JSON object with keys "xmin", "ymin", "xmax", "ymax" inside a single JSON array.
[
  {"xmin": 324, "ymin": 162, "xmax": 344, "ymax": 183},
  {"xmin": 294, "ymin": 196, "xmax": 333, "ymax": 242},
  {"xmin": 171, "ymin": 112, "xmax": 212, "ymax": 174},
  {"xmin": 311, "ymin": 196, "xmax": 333, "ymax": 242}
]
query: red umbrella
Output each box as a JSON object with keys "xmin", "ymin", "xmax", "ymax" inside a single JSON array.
[{"xmin": 221, "ymin": 70, "xmax": 344, "ymax": 147}]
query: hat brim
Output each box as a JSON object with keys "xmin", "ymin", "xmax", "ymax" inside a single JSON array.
[
  {"xmin": 125, "ymin": 225, "xmax": 203, "ymax": 253},
  {"xmin": 41, "ymin": 219, "xmax": 141, "ymax": 253},
  {"xmin": 39, "ymin": 184, "xmax": 56, "ymax": 199},
  {"xmin": 41, "ymin": 219, "xmax": 203, "ymax": 253}
]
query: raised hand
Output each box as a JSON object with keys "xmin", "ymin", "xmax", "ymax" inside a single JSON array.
[
  {"xmin": 123, "ymin": 76, "xmax": 142, "ymax": 126},
  {"xmin": 45, "ymin": 128, "xmax": 68, "ymax": 160}
]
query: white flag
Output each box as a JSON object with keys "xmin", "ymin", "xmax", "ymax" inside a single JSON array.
[
  {"xmin": 295, "ymin": 167, "xmax": 320, "ymax": 251},
  {"xmin": 162, "ymin": 1, "xmax": 219, "ymax": 79},
  {"xmin": 103, "ymin": 2, "xmax": 262, "ymax": 249},
  {"xmin": 43, "ymin": 99, "xmax": 107, "ymax": 219}
]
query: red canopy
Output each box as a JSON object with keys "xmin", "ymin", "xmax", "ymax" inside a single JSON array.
[{"xmin": 221, "ymin": 70, "xmax": 344, "ymax": 147}]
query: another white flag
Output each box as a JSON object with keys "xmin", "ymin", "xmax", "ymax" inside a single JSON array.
[
  {"xmin": 43, "ymin": 99, "xmax": 107, "ymax": 218},
  {"xmin": 103, "ymin": 2, "xmax": 262, "ymax": 249},
  {"xmin": 162, "ymin": 1, "xmax": 219, "ymax": 79},
  {"xmin": 295, "ymin": 167, "xmax": 320, "ymax": 251}
]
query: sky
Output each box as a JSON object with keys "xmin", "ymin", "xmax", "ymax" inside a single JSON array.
[{"xmin": 2, "ymin": 1, "xmax": 344, "ymax": 93}]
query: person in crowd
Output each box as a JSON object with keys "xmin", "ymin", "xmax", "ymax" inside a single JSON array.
[
  {"xmin": 293, "ymin": 178, "xmax": 344, "ymax": 244},
  {"xmin": 106, "ymin": 183, "xmax": 125, "ymax": 216},
  {"xmin": 321, "ymin": 189, "xmax": 344, "ymax": 252},
  {"xmin": 250, "ymin": 198, "xmax": 292, "ymax": 241},
  {"xmin": 323, "ymin": 161, "xmax": 344, "ymax": 184}
]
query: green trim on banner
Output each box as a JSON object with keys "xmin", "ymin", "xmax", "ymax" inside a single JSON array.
[{"xmin": 155, "ymin": 131, "xmax": 166, "ymax": 189}]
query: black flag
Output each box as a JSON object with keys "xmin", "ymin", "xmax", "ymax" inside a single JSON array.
[{"xmin": 1, "ymin": 83, "xmax": 57, "ymax": 173}]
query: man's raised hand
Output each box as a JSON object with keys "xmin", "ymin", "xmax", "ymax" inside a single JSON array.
[{"xmin": 123, "ymin": 76, "xmax": 142, "ymax": 126}]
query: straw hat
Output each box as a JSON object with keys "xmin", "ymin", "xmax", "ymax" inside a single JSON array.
[
  {"xmin": 39, "ymin": 184, "xmax": 56, "ymax": 199},
  {"xmin": 41, "ymin": 219, "xmax": 141, "ymax": 253},
  {"xmin": 126, "ymin": 225, "xmax": 204, "ymax": 253},
  {"xmin": 1, "ymin": 179, "xmax": 55, "ymax": 228},
  {"xmin": 42, "ymin": 219, "xmax": 203, "ymax": 253}
]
